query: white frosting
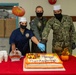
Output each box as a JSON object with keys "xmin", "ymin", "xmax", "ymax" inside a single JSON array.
[{"xmin": 28, "ymin": 55, "xmax": 60, "ymax": 63}]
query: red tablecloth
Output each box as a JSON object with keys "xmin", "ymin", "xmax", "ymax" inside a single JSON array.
[{"xmin": 0, "ymin": 56, "xmax": 76, "ymax": 75}]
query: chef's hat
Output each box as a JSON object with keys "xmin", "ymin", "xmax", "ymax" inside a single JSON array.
[
  {"xmin": 53, "ymin": 5, "xmax": 61, "ymax": 10},
  {"xmin": 19, "ymin": 17, "xmax": 27, "ymax": 22}
]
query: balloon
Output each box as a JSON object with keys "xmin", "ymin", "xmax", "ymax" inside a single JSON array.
[
  {"xmin": 12, "ymin": 6, "xmax": 25, "ymax": 17},
  {"xmin": 48, "ymin": 0, "xmax": 57, "ymax": 5}
]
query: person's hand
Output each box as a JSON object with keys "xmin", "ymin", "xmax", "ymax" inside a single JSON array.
[
  {"xmin": 72, "ymin": 43, "xmax": 76, "ymax": 50},
  {"xmin": 37, "ymin": 43, "xmax": 45, "ymax": 52},
  {"xmin": 11, "ymin": 50, "xmax": 15, "ymax": 53},
  {"xmin": 11, "ymin": 50, "xmax": 16, "ymax": 53}
]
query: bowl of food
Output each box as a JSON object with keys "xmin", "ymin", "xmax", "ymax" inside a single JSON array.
[{"xmin": 9, "ymin": 50, "xmax": 22, "ymax": 61}]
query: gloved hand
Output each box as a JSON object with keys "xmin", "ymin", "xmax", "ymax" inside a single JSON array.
[
  {"xmin": 37, "ymin": 43, "xmax": 45, "ymax": 52},
  {"xmin": 72, "ymin": 43, "xmax": 76, "ymax": 50}
]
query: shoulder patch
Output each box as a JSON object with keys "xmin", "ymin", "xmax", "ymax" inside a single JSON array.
[
  {"xmin": 30, "ymin": 21, "xmax": 34, "ymax": 25},
  {"xmin": 32, "ymin": 19, "xmax": 34, "ymax": 21},
  {"xmin": 30, "ymin": 20, "xmax": 35, "ymax": 25}
]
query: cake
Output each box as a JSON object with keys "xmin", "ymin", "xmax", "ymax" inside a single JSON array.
[{"xmin": 23, "ymin": 53, "xmax": 65, "ymax": 71}]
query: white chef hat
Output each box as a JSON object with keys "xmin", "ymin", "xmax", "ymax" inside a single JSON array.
[
  {"xmin": 53, "ymin": 5, "xmax": 61, "ymax": 10},
  {"xmin": 19, "ymin": 17, "xmax": 27, "ymax": 22}
]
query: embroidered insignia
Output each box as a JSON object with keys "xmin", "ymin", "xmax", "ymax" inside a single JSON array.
[
  {"xmin": 30, "ymin": 20, "xmax": 34, "ymax": 25},
  {"xmin": 25, "ymin": 33, "xmax": 29, "ymax": 38}
]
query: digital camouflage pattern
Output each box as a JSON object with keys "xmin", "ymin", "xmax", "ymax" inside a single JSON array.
[
  {"xmin": 30, "ymin": 17, "xmax": 47, "ymax": 53},
  {"xmin": 42, "ymin": 15, "xmax": 75, "ymax": 55},
  {"xmin": 74, "ymin": 32, "xmax": 76, "ymax": 44},
  {"xmin": 30, "ymin": 17, "xmax": 47, "ymax": 40}
]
